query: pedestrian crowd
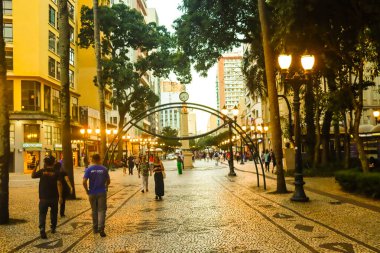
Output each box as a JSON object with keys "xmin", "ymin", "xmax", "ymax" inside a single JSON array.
[{"xmin": 31, "ymin": 152, "xmax": 168, "ymax": 240}]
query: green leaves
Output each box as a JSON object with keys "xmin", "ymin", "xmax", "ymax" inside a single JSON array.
[{"xmin": 79, "ymin": 3, "xmax": 191, "ymax": 120}]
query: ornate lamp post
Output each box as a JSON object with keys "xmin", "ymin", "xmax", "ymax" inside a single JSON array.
[
  {"xmin": 221, "ymin": 105, "xmax": 239, "ymax": 176},
  {"xmin": 278, "ymin": 53, "xmax": 315, "ymax": 202}
]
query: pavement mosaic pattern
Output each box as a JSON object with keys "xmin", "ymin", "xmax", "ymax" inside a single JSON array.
[{"xmin": 0, "ymin": 160, "xmax": 379, "ymax": 253}]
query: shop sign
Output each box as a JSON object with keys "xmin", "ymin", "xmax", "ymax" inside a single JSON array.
[
  {"xmin": 54, "ymin": 144, "xmax": 63, "ymax": 151},
  {"xmin": 23, "ymin": 143, "xmax": 43, "ymax": 151}
]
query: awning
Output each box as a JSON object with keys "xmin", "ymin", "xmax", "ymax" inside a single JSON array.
[
  {"xmin": 23, "ymin": 143, "xmax": 43, "ymax": 151},
  {"xmin": 54, "ymin": 144, "xmax": 63, "ymax": 151}
]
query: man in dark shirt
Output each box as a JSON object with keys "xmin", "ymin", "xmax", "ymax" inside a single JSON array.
[
  {"xmin": 32, "ymin": 156, "xmax": 63, "ymax": 239},
  {"xmin": 83, "ymin": 154, "xmax": 110, "ymax": 237}
]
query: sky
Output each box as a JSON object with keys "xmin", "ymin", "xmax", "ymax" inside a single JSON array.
[{"xmin": 146, "ymin": 0, "xmax": 218, "ymax": 133}]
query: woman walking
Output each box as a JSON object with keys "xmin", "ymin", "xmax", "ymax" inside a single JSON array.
[{"xmin": 152, "ymin": 156, "xmax": 165, "ymax": 200}]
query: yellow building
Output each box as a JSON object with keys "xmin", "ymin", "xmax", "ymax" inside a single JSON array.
[{"xmin": 6, "ymin": 0, "xmax": 81, "ymax": 173}]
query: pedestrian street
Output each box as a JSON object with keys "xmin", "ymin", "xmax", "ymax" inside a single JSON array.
[{"xmin": 1, "ymin": 160, "xmax": 380, "ymax": 253}]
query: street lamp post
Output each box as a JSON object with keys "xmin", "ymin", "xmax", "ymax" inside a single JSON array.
[
  {"xmin": 222, "ymin": 105, "xmax": 239, "ymax": 176},
  {"xmin": 80, "ymin": 128, "xmax": 93, "ymax": 164},
  {"xmin": 373, "ymin": 110, "xmax": 379, "ymax": 125},
  {"xmin": 278, "ymin": 53, "xmax": 315, "ymax": 202}
]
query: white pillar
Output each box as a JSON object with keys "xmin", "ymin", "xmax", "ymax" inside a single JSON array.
[{"xmin": 180, "ymin": 105, "xmax": 193, "ymax": 169}]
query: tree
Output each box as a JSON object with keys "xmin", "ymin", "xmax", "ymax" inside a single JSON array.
[
  {"xmin": 0, "ymin": 1, "xmax": 10, "ymax": 224},
  {"xmin": 79, "ymin": 4, "xmax": 191, "ymax": 160},
  {"xmin": 175, "ymin": 0, "xmax": 287, "ymax": 193},
  {"xmin": 270, "ymin": 0, "xmax": 380, "ymax": 172},
  {"xmin": 93, "ymin": 0, "xmax": 107, "ymax": 160},
  {"xmin": 257, "ymin": 0, "xmax": 287, "ymax": 193},
  {"xmin": 158, "ymin": 127, "xmax": 182, "ymax": 153},
  {"xmin": 58, "ymin": 0, "xmax": 75, "ymax": 198}
]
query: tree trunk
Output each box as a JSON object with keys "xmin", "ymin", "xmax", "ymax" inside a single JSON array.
[
  {"xmin": 0, "ymin": 2, "xmax": 10, "ymax": 224},
  {"xmin": 305, "ymin": 78, "xmax": 315, "ymax": 163},
  {"xmin": 313, "ymin": 107, "xmax": 321, "ymax": 169},
  {"xmin": 342, "ymin": 113, "xmax": 350, "ymax": 169},
  {"xmin": 333, "ymin": 118, "xmax": 341, "ymax": 162},
  {"xmin": 320, "ymin": 110, "xmax": 332, "ymax": 166},
  {"xmin": 258, "ymin": 0, "xmax": 287, "ymax": 193},
  {"xmin": 59, "ymin": 0, "xmax": 75, "ymax": 199},
  {"xmin": 93, "ymin": 0, "xmax": 107, "ymax": 161},
  {"xmin": 321, "ymin": 74, "xmax": 336, "ymax": 166},
  {"xmin": 117, "ymin": 109, "xmax": 127, "ymax": 161},
  {"xmin": 353, "ymin": 64, "xmax": 368, "ymax": 172}
]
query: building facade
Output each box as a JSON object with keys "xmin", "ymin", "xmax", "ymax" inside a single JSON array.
[{"xmin": 5, "ymin": 0, "xmax": 82, "ymax": 173}]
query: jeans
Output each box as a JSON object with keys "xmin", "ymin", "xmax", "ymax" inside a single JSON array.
[
  {"xmin": 39, "ymin": 199, "xmax": 58, "ymax": 232},
  {"xmin": 60, "ymin": 195, "xmax": 67, "ymax": 217},
  {"xmin": 89, "ymin": 192, "xmax": 107, "ymax": 232},
  {"xmin": 142, "ymin": 176, "xmax": 149, "ymax": 191}
]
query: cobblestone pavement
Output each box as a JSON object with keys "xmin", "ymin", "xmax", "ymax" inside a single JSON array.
[{"xmin": 1, "ymin": 160, "xmax": 380, "ymax": 253}]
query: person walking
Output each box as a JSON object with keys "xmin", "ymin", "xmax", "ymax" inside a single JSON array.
[
  {"xmin": 213, "ymin": 152, "xmax": 220, "ymax": 166},
  {"xmin": 270, "ymin": 150, "xmax": 277, "ymax": 173},
  {"xmin": 127, "ymin": 155, "xmax": 135, "ymax": 175},
  {"xmin": 176, "ymin": 155, "xmax": 183, "ymax": 174},
  {"xmin": 264, "ymin": 149, "xmax": 271, "ymax": 172},
  {"xmin": 83, "ymin": 154, "xmax": 110, "ymax": 237},
  {"xmin": 31, "ymin": 156, "xmax": 63, "ymax": 239},
  {"xmin": 152, "ymin": 156, "xmax": 165, "ymax": 200},
  {"xmin": 134, "ymin": 155, "xmax": 141, "ymax": 172},
  {"xmin": 138, "ymin": 156, "xmax": 151, "ymax": 193},
  {"xmin": 56, "ymin": 162, "xmax": 73, "ymax": 218}
]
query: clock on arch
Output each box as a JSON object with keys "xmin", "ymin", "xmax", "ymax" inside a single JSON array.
[{"xmin": 179, "ymin": 91, "xmax": 189, "ymax": 102}]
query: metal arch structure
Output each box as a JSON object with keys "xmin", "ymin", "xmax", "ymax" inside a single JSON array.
[{"xmin": 105, "ymin": 102, "xmax": 266, "ymax": 189}]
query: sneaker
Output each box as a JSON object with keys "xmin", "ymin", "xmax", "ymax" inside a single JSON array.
[
  {"xmin": 40, "ymin": 231, "xmax": 47, "ymax": 239},
  {"xmin": 93, "ymin": 229, "xmax": 99, "ymax": 234},
  {"xmin": 141, "ymin": 190, "xmax": 144, "ymax": 193},
  {"xmin": 99, "ymin": 231, "xmax": 106, "ymax": 237}
]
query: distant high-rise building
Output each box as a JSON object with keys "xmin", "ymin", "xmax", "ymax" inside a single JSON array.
[
  {"xmin": 159, "ymin": 81, "xmax": 184, "ymax": 131},
  {"xmin": 216, "ymin": 50, "xmax": 245, "ymax": 125}
]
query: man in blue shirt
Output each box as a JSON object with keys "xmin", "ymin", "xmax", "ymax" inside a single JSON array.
[{"xmin": 83, "ymin": 154, "xmax": 110, "ymax": 237}]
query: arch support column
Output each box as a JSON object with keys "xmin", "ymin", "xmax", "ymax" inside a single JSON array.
[{"xmin": 180, "ymin": 105, "xmax": 193, "ymax": 169}]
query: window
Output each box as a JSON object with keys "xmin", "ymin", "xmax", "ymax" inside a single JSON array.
[
  {"xmin": 69, "ymin": 69, "xmax": 74, "ymax": 88},
  {"xmin": 5, "ymin": 50, "xmax": 13, "ymax": 70},
  {"xmin": 48, "ymin": 57, "xmax": 55, "ymax": 77},
  {"xmin": 24, "ymin": 124, "xmax": 40, "ymax": 143},
  {"xmin": 49, "ymin": 6, "xmax": 56, "ymax": 27},
  {"xmin": 71, "ymin": 97, "xmax": 78, "ymax": 121},
  {"xmin": 44, "ymin": 85, "xmax": 51, "ymax": 113},
  {"xmin": 69, "ymin": 48, "xmax": 74, "ymax": 65},
  {"xmin": 3, "ymin": 0, "xmax": 12, "ymax": 15},
  {"xmin": 3, "ymin": 23, "xmax": 12, "ymax": 43},
  {"xmin": 44, "ymin": 125, "xmax": 52, "ymax": 145},
  {"xmin": 10, "ymin": 124, "xmax": 14, "ymax": 145},
  {"xmin": 70, "ymin": 26, "xmax": 74, "ymax": 43},
  {"xmin": 52, "ymin": 89, "xmax": 60, "ymax": 116},
  {"xmin": 7, "ymin": 80, "xmax": 13, "ymax": 111},
  {"xmin": 21, "ymin": 81, "xmax": 41, "ymax": 111},
  {"xmin": 68, "ymin": 2, "xmax": 74, "ymax": 20},
  {"xmin": 56, "ymin": 62, "xmax": 60, "ymax": 79},
  {"xmin": 53, "ymin": 126, "xmax": 61, "ymax": 144},
  {"xmin": 48, "ymin": 31, "xmax": 56, "ymax": 52}
]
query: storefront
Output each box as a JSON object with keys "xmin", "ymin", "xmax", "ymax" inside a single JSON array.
[{"xmin": 22, "ymin": 143, "xmax": 42, "ymax": 173}]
